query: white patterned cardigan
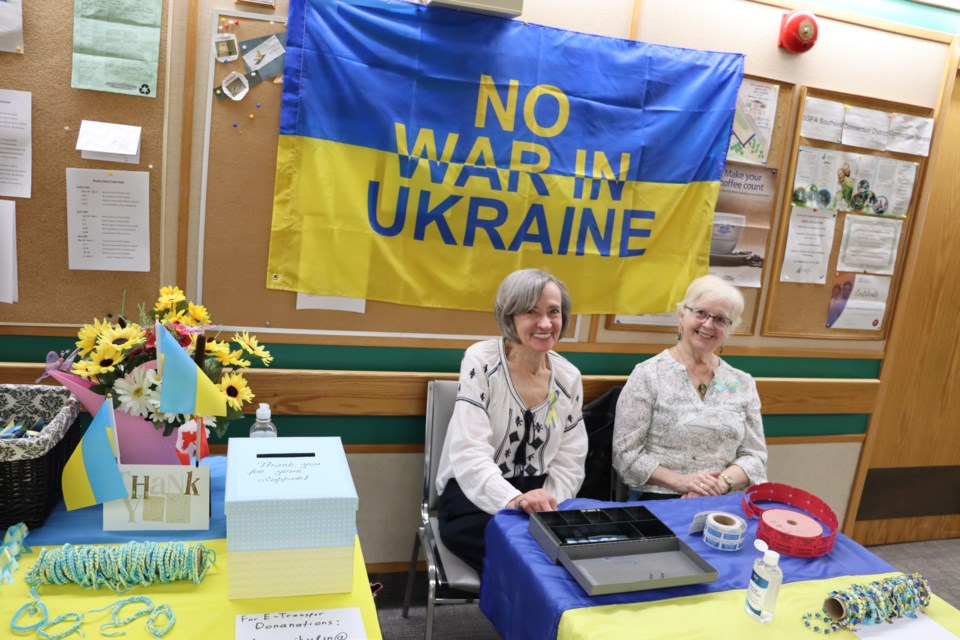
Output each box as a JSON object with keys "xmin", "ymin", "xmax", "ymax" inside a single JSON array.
[{"xmin": 612, "ymin": 350, "xmax": 768, "ymax": 495}]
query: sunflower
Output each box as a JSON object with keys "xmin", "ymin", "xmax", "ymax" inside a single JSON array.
[
  {"xmin": 71, "ymin": 359, "xmax": 96, "ymax": 381},
  {"xmin": 186, "ymin": 303, "xmax": 210, "ymax": 326},
  {"xmin": 218, "ymin": 372, "xmax": 254, "ymax": 411},
  {"xmin": 161, "ymin": 308, "xmax": 188, "ymax": 326},
  {"xmin": 154, "ymin": 286, "xmax": 186, "ymax": 314},
  {"xmin": 233, "ymin": 331, "xmax": 273, "ymax": 366},
  {"xmin": 76, "ymin": 318, "xmax": 108, "ymax": 356},
  {"xmin": 100, "ymin": 323, "xmax": 146, "ymax": 352},
  {"xmin": 87, "ymin": 343, "xmax": 125, "ymax": 376},
  {"xmin": 213, "ymin": 346, "xmax": 250, "ymax": 368},
  {"xmin": 204, "ymin": 339, "xmax": 231, "ymax": 361}
]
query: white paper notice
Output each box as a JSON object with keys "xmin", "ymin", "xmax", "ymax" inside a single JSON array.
[
  {"xmin": 780, "ymin": 207, "xmax": 836, "ymax": 284},
  {"xmin": 0, "ymin": 89, "xmax": 31, "ymax": 198},
  {"xmin": 801, "ymin": 97, "xmax": 844, "ymax": 142},
  {"xmin": 66, "ymin": 169, "xmax": 150, "ymax": 272},
  {"xmin": 296, "ymin": 293, "xmax": 366, "ymax": 313},
  {"xmin": 0, "ymin": 200, "xmax": 17, "ymax": 304},
  {"xmin": 0, "ymin": 0, "xmax": 24, "ymax": 54},
  {"xmin": 842, "ymin": 105, "xmax": 891, "ymax": 150},
  {"xmin": 792, "ymin": 147, "xmax": 839, "ymax": 209},
  {"xmin": 236, "ymin": 607, "xmax": 367, "ymax": 640},
  {"xmin": 830, "ymin": 274, "xmax": 890, "ymax": 331},
  {"xmin": 837, "ymin": 214, "xmax": 902, "ymax": 276},
  {"xmin": 77, "ymin": 120, "xmax": 142, "ymax": 164},
  {"xmin": 242, "ymin": 34, "xmax": 285, "ymax": 73},
  {"xmin": 614, "ymin": 312, "xmax": 677, "ymax": 327},
  {"xmin": 887, "ymin": 114, "xmax": 934, "ymax": 156},
  {"xmin": 855, "ymin": 613, "xmax": 959, "ymax": 639},
  {"xmin": 727, "ymin": 78, "xmax": 779, "ymax": 165}
]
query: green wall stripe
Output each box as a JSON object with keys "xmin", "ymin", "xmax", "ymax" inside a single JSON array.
[
  {"xmin": 1, "ymin": 336, "xmax": 881, "ymax": 378},
  {"xmin": 213, "ymin": 413, "xmax": 869, "ymax": 444},
  {"xmin": 763, "ymin": 414, "xmax": 869, "ymax": 437}
]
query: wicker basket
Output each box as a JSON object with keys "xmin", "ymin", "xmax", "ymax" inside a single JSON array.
[{"xmin": 0, "ymin": 385, "xmax": 83, "ymax": 529}]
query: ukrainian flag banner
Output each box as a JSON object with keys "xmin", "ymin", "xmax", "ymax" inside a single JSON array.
[
  {"xmin": 267, "ymin": 0, "xmax": 743, "ymax": 313},
  {"xmin": 62, "ymin": 400, "xmax": 126, "ymax": 511},
  {"xmin": 156, "ymin": 323, "xmax": 227, "ymax": 418}
]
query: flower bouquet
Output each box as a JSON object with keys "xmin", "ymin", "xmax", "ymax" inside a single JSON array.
[{"xmin": 41, "ymin": 286, "xmax": 271, "ymax": 464}]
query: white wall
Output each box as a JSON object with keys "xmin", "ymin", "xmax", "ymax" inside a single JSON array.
[{"xmin": 634, "ymin": 0, "xmax": 946, "ymax": 109}]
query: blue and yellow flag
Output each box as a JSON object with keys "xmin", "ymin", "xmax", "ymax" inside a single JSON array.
[
  {"xmin": 62, "ymin": 400, "xmax": 126, "ymax": 511},
  {"xmin": 267, "ymin": 0, "xmax": 743, "ymax": 314},
  {"xmin": 156, "ymin": 324, "xmax": 226, "ymax": 418}
]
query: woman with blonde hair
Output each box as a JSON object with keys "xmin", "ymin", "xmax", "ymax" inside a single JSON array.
[{"xmin": 612, "ymin": 275, "xmax": 767, "ymax": 500}]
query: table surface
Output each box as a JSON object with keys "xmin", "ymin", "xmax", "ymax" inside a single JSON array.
[
  {"xmin": 0, "ymin": 456, "xmax": 383, "ymax": 640},
  {"xmin": 480, "ymin": 494, "xmax": 960, "ymax": 640}
]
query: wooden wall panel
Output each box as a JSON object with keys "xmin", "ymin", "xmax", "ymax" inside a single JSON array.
[
  {"xmin": 2, "ymin": 362, "xmax": 877, "ymax": 416},
  {"xmin": 845, "ymin": 48, "xmax": 960, "ymax": 543}
]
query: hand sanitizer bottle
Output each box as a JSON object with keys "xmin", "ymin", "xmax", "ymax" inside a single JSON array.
[
  {"xmin": 249, "ymin": 403, "xmax": 277, "ymax": 437},
  {"xmin": 745, "ymin": 540, "xmax": 782, "ymax": 623}
]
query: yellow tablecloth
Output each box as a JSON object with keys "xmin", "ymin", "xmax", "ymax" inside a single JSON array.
[
  {"xmin": 0, "ymin": 536, "xmax": 382, "ymax": 640},
  {"xmin": 559, "ymin": 571, "xmax": 960, "ymax": 640}
]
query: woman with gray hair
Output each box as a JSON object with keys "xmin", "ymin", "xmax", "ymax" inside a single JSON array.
[
  {"xmin": 613, "ymin": 275, "xmax": 767, "ymax": 500},
  {"xmin": 435, "ymin": 268, "xmax": 587, "ymax": 573}
]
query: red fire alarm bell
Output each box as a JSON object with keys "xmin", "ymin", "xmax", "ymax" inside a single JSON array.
[{"xmin": 779, "ymin": 10, "xmax": 818, "ymax": 54}]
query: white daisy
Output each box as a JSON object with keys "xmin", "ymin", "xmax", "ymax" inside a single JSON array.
[
  {"xmin": 114, "ymin": 367, "xmax": 153, "ymax": 418},
  {"xmin": 153, "ymin": 410, "xmax": 182, "ymax": 424}
]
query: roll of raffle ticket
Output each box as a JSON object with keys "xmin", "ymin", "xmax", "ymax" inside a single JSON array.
[
  {"xmin": 689, "ymin": 511, "xmax": 748, "ymax": 551},
  {"xmin": 741, "ymin": 482, "xmax": 838, "ymax": 558}
]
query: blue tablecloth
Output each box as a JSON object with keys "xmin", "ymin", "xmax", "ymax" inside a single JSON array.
[
  {"xmin": 479, "ymin": 495, "xmax": 895, "ymax": 640},
  {"xmin": 27, "ymin": 456, "xmax": 228, "ymax": 546}
]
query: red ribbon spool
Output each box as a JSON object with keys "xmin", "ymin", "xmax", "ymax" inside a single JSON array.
[{"xmin": 741, "ymin": 482, "xmax": 838, "ymax": 557}]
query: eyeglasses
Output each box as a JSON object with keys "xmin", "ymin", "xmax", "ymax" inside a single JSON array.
[{"xmin": 684, "ymin": 305, "xmax": 733, "ymax": 329}]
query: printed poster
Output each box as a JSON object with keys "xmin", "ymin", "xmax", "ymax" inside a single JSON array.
[
  {"xmin": 0, "ymin": 89, "xmax": 31, "ymax": 198},
  {"xmin": 727, "ymin": 79, "xmax": 779, "ymax": 165},
  {"xmin": 827, "ymin": 273, "xmax": 890, "ymax": 331},
  {"xmin": 779, "ymin": 207, "xmax": 836, "ymax": 284},
  {"xmin": 801, "ymin": 96, "xmax": 844, "ymax": 143},
  {"xmin": 836, "ymin": 214, "xmax": 902, "ymax": 276},
  {"xmin": 801, "ymin": 96, "xmax": 933, "ymax": 156},
  {"xmin": 72, "ymin": 0, "xmax": 162, "ymax": 97},
  {"xmin": 792, "ymin": 147, "xmax": 916, "ymax": 217},
  {"xmin": 709, "ymin": 164, "xmax": 775, "ymax": 288},
  {"xmin": 66, "ymin": 168, "xmax": 151, "ymax": 272}
]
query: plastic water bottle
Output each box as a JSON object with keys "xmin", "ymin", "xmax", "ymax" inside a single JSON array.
[
  {"xmin": 249, "ymin": 403, "xmax": 277, "ymax": 437},
  {"xmin": 745, "ymin": 540, "xmax": 782, "ymax": 623}
]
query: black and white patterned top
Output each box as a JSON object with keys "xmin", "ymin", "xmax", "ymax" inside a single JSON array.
[
  {"xmin": 435, "ymin": 338, "xmax": 587, "ymax": 514},
  {"xmin": 612, "ymin": 350, "xmax": 767, "ymax": 495}
]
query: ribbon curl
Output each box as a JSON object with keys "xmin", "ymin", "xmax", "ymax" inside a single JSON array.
[{"xmin": 1, "ymin": 522, "xmax": 30, "ymax": 584}]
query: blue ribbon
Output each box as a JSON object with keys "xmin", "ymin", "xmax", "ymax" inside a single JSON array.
[{"xmin": 1, "ymin": 522, "xmax": 30, "ymax": 584}]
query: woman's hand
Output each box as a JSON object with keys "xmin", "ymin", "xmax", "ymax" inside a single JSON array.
[
  {"xmin": 675, "ymin": 470, "xmax": 725, "ymax": 497},
  {"xmin": 508, "ymin": 489, "xmax": 558, "ymax": 513}
]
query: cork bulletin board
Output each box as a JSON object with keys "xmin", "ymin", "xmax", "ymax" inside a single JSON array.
[
  {"xmin": 761, "ymin": 87, "xmax": 930, "ymax": 340},
  {"xmin": 0, "ymin": 3, "xmax": 167, "ymax": 329},
  {"xmin": 196, "ymin": 9, "xmax": 500, "ymax": 339}
]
